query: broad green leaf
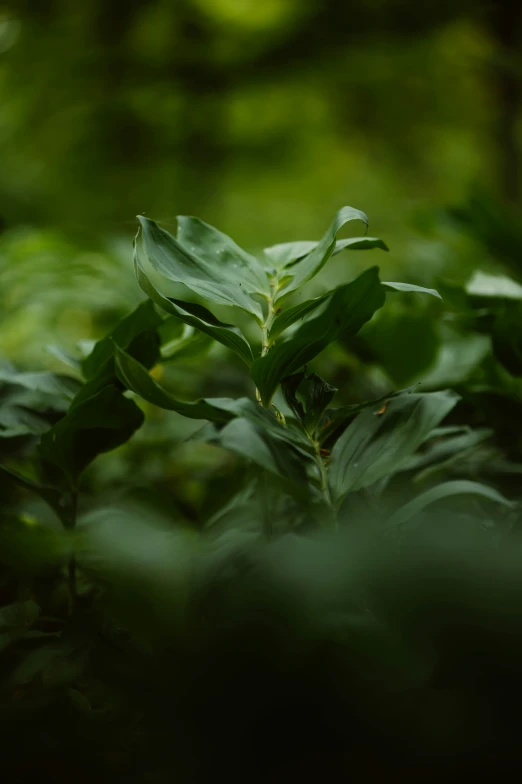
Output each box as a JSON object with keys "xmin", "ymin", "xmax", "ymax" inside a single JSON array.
[
  {"xmin": 114, "ymin": 345, "xmax": 238, "ymax": 422},
  {"xmin": 252, "ymin": 267, "xmax": 385, "ymax": 405},
  {"xmin": 203, "ymin": 417, "xmax": 313, "ymax": 490},
  {"xmin": 384, "ymin": 480, "xmax": 514, "ymax": 529},
  {"xmin": 82, "ymin": 299, "xmax": 163, "ymax": 380},
  {"xmin": 264, "ymin": 236, "xmax": 387, "ymax": 272},
  {"xmin": 466, "ymin": 271, "xmax": 522, "ymax": 300},
  {"xmin": 177, "ymin": 215, "xmax": 270, "ymax": 296},
  {"xmin": 273, "ymin": 206, "xmax": 370, "ymax": 300},
  {"xmin": 382, "ymin": 282, "xmax": 442, "ymax": 300},
  {"xmin": 328, "ymin": 390, "xmax": 459, "ymax": 504},
  {"xmin": 39, "ymin": 385, "xmax": 144, "ymax": 489},
  {"xmin": 137, "ymin": 217, "xmax": 263, "ymax": 319},
  {"xmin": 135, "ymin": 242, "xmax": 254, "ymax": 366},
  {"xmin": 115, "ymin": 347, "xmax": 315, "ymax": 460},
  {"xmin": 319, "ymin": 386, "xmax": 418, "ymax": 446}
]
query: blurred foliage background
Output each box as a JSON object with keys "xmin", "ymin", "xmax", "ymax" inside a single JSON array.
[{"xmin": 0, "ymin": 0, "xmax": 521, "ymax": 366}]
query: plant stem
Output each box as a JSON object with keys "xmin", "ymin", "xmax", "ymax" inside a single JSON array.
[
  {"xmin": 312, "ymin": 439, "xmax": 337, "ymax": 529},
  {"xmin": 261, "ymin": 296, "xmax": 275, "ymax": 357},
  {"xmin": 255, "ymin": 288, "xmax": 277, "ymax": 405}
]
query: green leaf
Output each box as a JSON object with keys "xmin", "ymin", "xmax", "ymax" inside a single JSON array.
[
  {"xmin": 382, "ymin": 282, "xmax": 442, "ymax": 300},
  {"xmin": 273, "ymin": 206, "xmax": 370, "ymax": 300},
  {"xmin": 203, "ymin": 417, "xmax": 313, "ymax": 490},
  {"xmin": 319, "ymin": 387, "xmax": 419, "ymax": 446},
  {"xmin": 38, "ymin": 385, "xmax": 144, "ymax": 489},
  {"xmin": 0, "ymin": 368, "xmax": 80, "ymax": 403},
  {"xmin": 134, "ymin": 242, "xmax": 254, "ymax": 366},
  {"xmin": 252, "ymin": 267, "xmax": 385, "ymax": 405},
  {"xmin": 0, "ymin": 406, "xmax": 50, "ymax": 438},
  {"xmin": 82, "ymin": 299, "xmax": 163, "ymax": 380},
  {"xmin": 328, "ymin": 390, "xmax": 459, "ymax": 504},
  {"xmin": 268, "ymin": 292, "xmax": 331, "ymax": 341},
  {"xmin": 0, "ymin": 464, "xmax": 71, "ymax": 525},
  {"xmin": 361, "ymin": 309, "xmax": 440, "ymax": 386},
  {"xmin": 399, "ymin": 427, "xmax": 493, "ymax": 473},
  {"xmin": 158, "ymin": 321, "xmax": 213, "ymax": 362},
  {"xmin": 384, "ymin": 480, "xmax": 514, "ymax": 528},
  {"xmin": 114, "ymin": 345, "xmax": 237, "ymax": 422},
  {"xmin": 466, "ymin": 271, "xmax": 522, "ymax": 300},
  {"xmin": 282, "ymin": 372, "xmax": 337, "ymax": 435},
  {"xmin": 264, "ymin": 235, "xmax": 387, "ymax": 271},
  {"xmin": 137, "ymin": 217, "xmax": 263, "ymax": 320},
  {"xmin": 45, "ymin": 344, "xmax": 83, "ymax": 372},
  {"xmin": 177, "ymin": 215, "xmax": 270, "ymax": 296}
]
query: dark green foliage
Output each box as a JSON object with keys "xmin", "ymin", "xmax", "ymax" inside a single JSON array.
[{"xmin": 3, "ymin": 206, "xmax": 522, "ymax": 782}]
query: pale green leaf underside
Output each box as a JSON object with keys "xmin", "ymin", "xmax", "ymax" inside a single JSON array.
[
  {"xmin": 383, "ymin": 282, "xmax": 442, "ymax": 300},
  {"xmin": 138, "ymin": 216, "xmax": 263, "ymax": 320},
  {"xmin": 134, "ymin": 242, "xmax": 254, "ymax": 366},
  {"xmin": 176, "ymin": 215, "xmax": 270, "ymax": 296}
]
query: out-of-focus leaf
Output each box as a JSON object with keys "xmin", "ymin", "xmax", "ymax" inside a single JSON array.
[
  {"xmin": 252, "ymin": 268, "xmax": 385, "ymax": 405},
  {"xmin": 0, "ymin": 601, "xmax": 40, "ymax": 652},
  {"xmin": 176, "ymin": 215, "xmax": 270, "ymax": 296},
  {"xmin": 0, "ymin": 406, "xmax": 50, "ymax": 438},
  {"xmin": 82, "ymin": 299, "xmax": 163, "ymax": 380},
  {"xmin": 39, "ymin": 385, "xmax": 144, "ymax": 489},
  {"xmin": 416, "ymin": 334, "xmax": 491, "ymax": 389},
  {"xmin": 400, "ymin": 427, "xmax": 493, "ymax": 473},
  {"xmin": 466, "ymin": 271, "xmax": 522, "ymax": 300},
  {"xmin": 45, "ymin": 344, "xmax": 82, "ymax": 372},
  {"xmin": 361, "ymin": 309, "xmax": 440, "ymax": 386},
  {"xmin": 137, "ymin": 217, "xmax": 263, "ymax": 320},
  {"xmin": 382, "ymin": 281, "xmax": 442, "ymax": 300},
  {"xmin": 0, "ymin": 518, "xmax": 71, "ymax": 573},
  {"xmin": 0, "ymin": 464, "xmax": 69, "ymax": 525},
  {"xmin": 135, "ymin": 244, "xmax": 254, "ymax": 366},
  {"xmin": 328, "ymin": 391, "xmax": 459, "ymax": 504},
  {"xmin": 492, "ymin": 305, "xmax": 522, "ymax": 376},
  {"xmin": 273, "ymin": 206, "xmax": 370, "ymax": 300},
  {"xmin": 0, "ymin": 368, "xmax": 79, "ymax": 402},
  {"xmin": 385, "ymin": 480, "xmax": 514, "ymax": 528},
  {"xmin": 158, "ymin": 320, "xmax": 212, "ymax": 362}
]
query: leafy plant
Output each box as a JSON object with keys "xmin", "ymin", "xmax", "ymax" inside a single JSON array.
[{"xmin": 1, "ymin": 206, "xmax": 521, "ymax": 783}]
